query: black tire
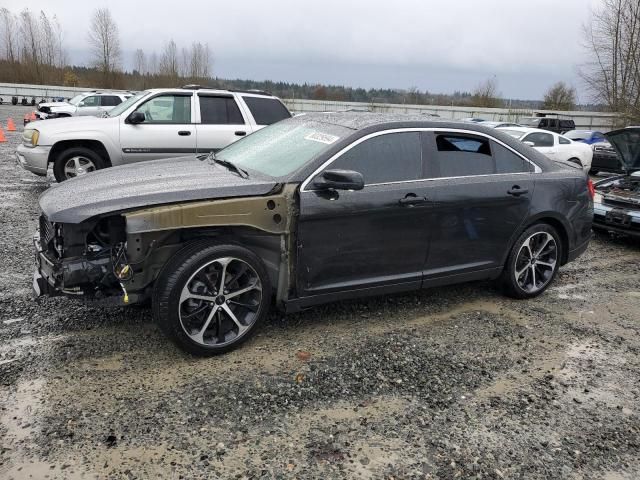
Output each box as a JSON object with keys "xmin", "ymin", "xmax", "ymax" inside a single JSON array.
[
  {"xmin": 53, "ymin": 147, "xmax": 106, "ymax": 182},
  {"xmin": 152, "ymin": 241, "xmax": 271, "ymax": 356},
  {"xmin": 500, "ymin": 223, "xmax": 562, "ymax": 299}
]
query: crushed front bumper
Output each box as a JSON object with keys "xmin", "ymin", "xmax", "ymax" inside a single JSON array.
[{"xmin": 32, "ymin": 232, "xmax": 62, "ymax": 297}]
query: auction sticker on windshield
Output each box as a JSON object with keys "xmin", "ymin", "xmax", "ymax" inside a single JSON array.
[{"xmin": 305, "ymin": 132, "xmax": 339, "ymax": 144}]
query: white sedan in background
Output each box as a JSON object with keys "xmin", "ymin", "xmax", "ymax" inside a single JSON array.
[{"xmin": 497, "ymin": 127, "xmax": 592, "ymax": 172}]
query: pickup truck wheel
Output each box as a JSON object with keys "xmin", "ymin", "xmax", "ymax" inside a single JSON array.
[
  {"xmin": 53, "ymin": 147, "xmax": 105, "ymax": 182},
  {"xmin": 153, "ymin": 242, "xmax": 271, "ymax": 356},
  {"xmin": 500, "ymin": 223, "xmax": 561, "ymax": 299}
]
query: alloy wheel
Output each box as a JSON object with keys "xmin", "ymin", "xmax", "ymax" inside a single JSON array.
[
  {"xmin": 64, "ymin": 156, "xmax": 97, "ymax": 178},
  {"xmin": 514, "ymin": 231, "xmax": 558, "ymax": 293},
  {"xmin": 178, "ymin": 257, "xmax": 262, "ymax": 347}
]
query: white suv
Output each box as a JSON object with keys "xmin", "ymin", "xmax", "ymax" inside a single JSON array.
[
  {"xmin": 33, "ymin": 91, "xmax": 134, "ymax": 121},
  {"xmin": 17, "ymin": 86, "xmax": 292, "ymax": 181}
]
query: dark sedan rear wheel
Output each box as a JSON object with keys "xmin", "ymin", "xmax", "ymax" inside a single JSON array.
[
  {"xmin": 501, "ymin": 223, "xmax": 561, "ymax": 299},
  {"xmin": 152, "ymin": 241, "xmax": 271, "ymax": 356}
]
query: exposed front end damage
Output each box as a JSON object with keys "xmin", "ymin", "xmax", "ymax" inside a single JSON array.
[
  {"xmin": 593, "ymin": 173, "xmax": 640, "ymax": 237},
  {"xmin": 33, "ymin": 184, "xmax": 300, "ymax": 308}
]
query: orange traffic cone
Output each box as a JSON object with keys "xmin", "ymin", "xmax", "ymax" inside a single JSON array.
[
  {"xmin": 6, "ymin": 118, "xmax": 16, "ymax": 131},
  {"xmin": 0, "ymin": 128, "xmax": 6, "ymax": 143}
]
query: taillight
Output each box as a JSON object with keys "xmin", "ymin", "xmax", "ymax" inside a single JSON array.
[{"xmin": 587, "ymin": 178, "xmax": 595, "ymax": 199}]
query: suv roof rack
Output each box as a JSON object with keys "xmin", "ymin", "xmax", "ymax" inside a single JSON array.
[
  {"xmin": 228, "ymin": 88, "xmax": 273, "ymax": 96},
  {"xmin": 181, "ymin": 84, "xmax": 203, "ymax": 90}
]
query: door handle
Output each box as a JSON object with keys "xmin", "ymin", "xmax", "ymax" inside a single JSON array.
[
  {"xmin": 507, "ymin": 186, "xmax": 529, "ymax": 196},
  {"xmin": 178, "ymin": 130, "xmax": 191, "ymax": 136},
  {"xmin": 235, "ymin": 131, "xmax": 247, "ymax": 136},
  {"xmin": 399, "ymin": 195, "xmax": 428, "ymax": 206}
]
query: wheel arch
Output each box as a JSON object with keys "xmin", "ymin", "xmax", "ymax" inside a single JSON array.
[
  {"xmin": 519, "ymin": 214, "xmax": 570, "ymax": 265},
  {"xmin": 48, "ymin": 140, "xmax": 112, "ymax": 167}
]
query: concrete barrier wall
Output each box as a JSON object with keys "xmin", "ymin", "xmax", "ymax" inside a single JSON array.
[
  {"xmin": 0, "ymin": 82, "xmax": 620, "ymax": 132},
  {"xmin": 282, "ymin": 99, "xmax": 620, "ymax": 132}
]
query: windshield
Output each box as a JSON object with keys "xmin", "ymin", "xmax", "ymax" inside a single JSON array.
[
  {"xmin": 68, "ymin": 94, "xmax": 84, "ymax": 106},
  {"xmin": 108, "ymin": 92, "xmax": 148, "ymax": 117},
  {"xmin": 216, "ymin": 120, "xmax": 351, "ymax": 177}
]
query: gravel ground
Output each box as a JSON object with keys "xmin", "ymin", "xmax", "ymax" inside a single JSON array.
[{"xmin": 0, "ymin": 104, "xmax": 639, "ymax": 479}]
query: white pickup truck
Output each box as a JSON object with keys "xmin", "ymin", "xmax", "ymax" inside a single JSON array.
[{"xmin": 17, "ymin": 86, "xmax": 291, "ymax": 181}]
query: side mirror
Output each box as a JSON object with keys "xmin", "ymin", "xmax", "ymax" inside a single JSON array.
[
  {"xmin": 313, "ymin": 169, "xmax": 364, "ymax": 191},
  {"xmin": 523, "ymin": 141, "xmax": 535, "ymax": 147},
  {"xmin": 78, "ymin": 101, "xmax": 85, "ymax": 107},
  {"xmin": 127, "ymin": 111, "xmax": 145, "ymax": 124}
]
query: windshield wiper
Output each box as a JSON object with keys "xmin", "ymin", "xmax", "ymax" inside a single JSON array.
[{"xmin": 206, "ymin": 151, "xmax": 249, "ymax": 179}]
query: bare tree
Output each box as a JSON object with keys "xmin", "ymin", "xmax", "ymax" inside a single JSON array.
[
  {"xmin": 19, "ymin": 9, "xmax": 42, "ymax": 81},
  {"xmin": 148, "ymin": 51, "xmax": 159, "ymax": 75},
  {"xmin": 87, "ymin": 8, "xmax": 121, "ymax": 86},
  {"xmin": 188, "ymin": 42, "xmax": 211, "ymax": 79},
  {"xmin": 0, "ymin": 7, "xmax": 18, "ymax": 62},
  {"xmin": 159, "ymin": 39, "xmax": 179, "ymax": 79},
  {"xmin": 133, "ymin": 48, "xmax": 146, "ymax": 74},
  {"xmin": 470, "ymin": 77, "xmax": 502, "ymax": 108},
  {"xmin": 581, "ymin": 0, "xmax": 640, "ymax": 121},
  {"xmin": 543, "ymin": 82, "xmax": 577, "ymax": 110}
]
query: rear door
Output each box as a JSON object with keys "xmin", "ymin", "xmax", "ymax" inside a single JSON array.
[
  {"xmin": 195, "ymin": 94, "xmax": 252, "ymax": 153},
  {"xmin": 422, "ymin": 131, "xmax": 535, "ymax": 281},
  {"xmin": 119, "ymin": 92, "xmax": 196, "ymax": 163}
]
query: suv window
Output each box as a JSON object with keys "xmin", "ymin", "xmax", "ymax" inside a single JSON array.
[
  {"xmin": 539, "ymin": 119, "xmax": 548, "ymax": 128},
  {"xmin": 80, "ymin": 96, "xmax": 99, "ymax": 107},
  {"xmin": 330, "ymin": 132, "xmax": 422, "ymax": 185},
  {"xmin": 100, "ymin": 95, "xmax": 123, "ymax": 107},
  {"xmin": 433, "ymin": 134, "xmax": 494, "ymax": 177},
  {"xmin": 558, "ymin": 136, "xmax": 571, "ymax": 145},
  {"xmin": 242, "ymin": 96, "xmax": 291, "ymax": 125},
  {"xmin": 135, "ymin": 94, "xmax": 191, "ymax": 124},
  {"xmin": 522, "ymin": 132, "xmax": 554, "ymax": 147},
  {"xmin": 199, "ymin": 96, "xmax": 244, "ymax": 125},
  {"xmin": 559, "ymin": 120, "xmax": 575, "ymax": 129}
]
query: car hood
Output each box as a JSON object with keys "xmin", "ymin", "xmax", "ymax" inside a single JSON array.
[
  {"xmin": 39, "ymin": 156, "xmax": 279, "ymax": 223},
  {"xmin": 39, "ymin": 101, "xmax": 71, "ymax": 108},
  {"xmin": 605, "ymin": 127, "xmax": 640, "ymax": 172},
  {"xmin": 29, "ymin": 115, "xmax": 115, "ymax": 135}
]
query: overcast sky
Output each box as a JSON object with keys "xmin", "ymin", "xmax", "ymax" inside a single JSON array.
[{"xmin": 10, "ymin": 0, "xmax": 602, "ymax": 100}]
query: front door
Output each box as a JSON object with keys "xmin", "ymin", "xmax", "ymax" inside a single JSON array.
[
  {"xmin": 422, "ymin": 132, "xmax": 534, "ymax": 279},
  {"xmin": 120, "ymin": 93, "xmax": 196, "ymax": 163},
  {"xmin": 297, "ymin": 131, "xmax": 436, "ymax": 296}
]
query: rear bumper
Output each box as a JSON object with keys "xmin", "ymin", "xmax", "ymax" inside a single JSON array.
[
  {"xmin": 567, "ymin": 235, "xmax": 591, "ymax": 262},
  {"xmin": 16, "ymin": 144, "xmax": 50, "ymax": 176}
]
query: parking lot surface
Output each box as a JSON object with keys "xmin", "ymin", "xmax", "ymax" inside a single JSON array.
[{"xmin": 0, "ymin": 104, "xmax": 639, "ymax": 479}]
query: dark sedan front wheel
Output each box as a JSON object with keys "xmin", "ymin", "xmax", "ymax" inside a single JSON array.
[
  {"xmin": 501, "ymin": 223, "xmax": 561, "ymax": 299},
  {"xmin": 153, "ymin": 241, "xmax": 271, "ymax": 356}
]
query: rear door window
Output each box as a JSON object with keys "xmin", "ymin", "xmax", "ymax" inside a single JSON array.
[
  {"xmin": 559, "ymin": 136, "xmax": 571, "ymax": 145},
  {"xmin": 242, "ymin": 96, "xmax": 291, "ymax": 125},
  {"xmin": 100, "ymin": 95, "xmax": 123, "ymax": 107},
  {"xmin": 330, "ymin": 132, "xmax": 423, "ymax": 185},
  {"xmin": 522, "ymin": 132, "xmax": 554, "ymax": 147},
  {"xmin": 199, "ymin": 96, "xmax": 245, "ymax": 125},
  {"xmin": 432, "ymin": 134, "xmax": 495, "ymax": 177}
]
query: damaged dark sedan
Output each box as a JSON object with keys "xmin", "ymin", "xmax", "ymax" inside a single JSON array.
[
  {"xmin": 33, "ymin": 113, "xmax": 593, "ymax": 355},
  {"xmin": 593, "ymin": 127, "xmax": 640, "ymax": 237}
]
